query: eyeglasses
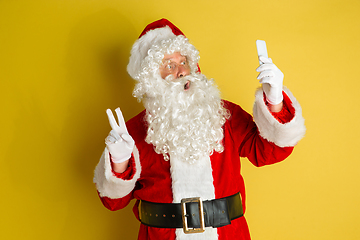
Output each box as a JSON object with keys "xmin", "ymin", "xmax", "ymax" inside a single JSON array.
[{"xmin": 160, "ymin": 58, "xmax": 190, "ymax": 76}]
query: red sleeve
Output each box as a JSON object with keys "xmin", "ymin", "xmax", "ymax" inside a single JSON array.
[
  {"xmin": 111, "ymin": 155, "xmax": 136, "ymax": 180},
  {"xmin": 98, "ymin": 155, "xmax": 137, "ymax": 211},
  {"xmin": 224, "ymin": 99, "xmax": 294, "ymax": 168},
  {"xmin": 267, "ymin": 91, "xmax": 295, "ymax": 124},
  {"xmin": 98, "ymin": 191, "xmax": 134, "ymax": 211},
  {"xmin": 240, "ymin": 132, "xmax": 294, "ymax": 167},
  {"xmin": 244, "ymin": 92, "xmax": 295, "ymax": 166}
]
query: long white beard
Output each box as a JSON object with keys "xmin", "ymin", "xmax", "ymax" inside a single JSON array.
[{"xmin": 143, "ymin": 73, "xmax": 229, "ymax": 164}]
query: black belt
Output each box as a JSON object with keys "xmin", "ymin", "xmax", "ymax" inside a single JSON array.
[{"xmin": 139, "ymin": 192, "xmax": 243, "ymax": 234}]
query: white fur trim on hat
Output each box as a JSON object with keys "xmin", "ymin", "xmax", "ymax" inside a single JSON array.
[
  {"xmin": 253, "ymin": 86, "xmax": 306, "ymax": 147},
  {"xmin": 127, "ymin": 26, "xmax": 176, "ymax": 79},
  {"xmin": 93, "ymin": 146, "xmax": 141, "ymax": 199}
]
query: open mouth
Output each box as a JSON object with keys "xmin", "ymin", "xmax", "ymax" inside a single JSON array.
[{"xmin": 184, "ymin": 80, "xmax": 191, "ymax": 91}]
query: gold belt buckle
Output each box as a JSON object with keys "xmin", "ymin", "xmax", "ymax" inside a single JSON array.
[{"xmin": 181, "ymin": 197, "xmax": 205, "ymax": 234}]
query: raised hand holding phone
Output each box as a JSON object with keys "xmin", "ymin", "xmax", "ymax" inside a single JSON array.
[{"xmin": 256, "ymin": 40, "xmax": 284, "ymax": 107}]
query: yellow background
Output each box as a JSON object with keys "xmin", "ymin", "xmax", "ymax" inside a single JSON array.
[{"xmin": 1, "ymin": 0, "xmax": 359, "ymax": 239}]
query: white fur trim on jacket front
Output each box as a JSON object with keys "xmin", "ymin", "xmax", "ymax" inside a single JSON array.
[
  {"xmin": 93, "ymin": 146, "xmax": 141, "ymax": 199},
  {"xmin": 170, "ymin": 154, "xmax": 218, "ymax": 240},
  {"xmin": 253, "ymin": 86, "xmax": 306, "ymax": 147}
]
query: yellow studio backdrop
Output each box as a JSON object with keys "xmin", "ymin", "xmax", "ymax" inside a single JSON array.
[{"xmin": 1, "ymin": 0, "xmax": 359, "ymax": 239}]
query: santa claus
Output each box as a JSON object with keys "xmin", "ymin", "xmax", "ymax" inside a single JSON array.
[{"xmin": 94, "ymin": 19, "xmax": 306, "ymax": 240}]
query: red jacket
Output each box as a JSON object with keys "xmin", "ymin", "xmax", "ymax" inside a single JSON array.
[{"xmin": 94, "ymin": 88, "xmax": 306, "ymax": 240}]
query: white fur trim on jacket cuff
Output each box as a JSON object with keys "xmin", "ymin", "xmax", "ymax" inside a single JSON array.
[
  {"xmin": 253, "ymin": 86, "xmax": 306, "ymax": 147},
  {"xmin": 93, "ymin": 145, "xmax": 141, "ymax": 199}
]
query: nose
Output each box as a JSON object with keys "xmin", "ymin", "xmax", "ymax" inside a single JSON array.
[{"xmin": 177, "ymin": 65, "xmax": 190, "ymax": 78}]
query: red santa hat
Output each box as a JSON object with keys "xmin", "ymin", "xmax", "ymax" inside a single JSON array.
[{"xmin": 127, "ymin": 18, "xmax": 200, "ymax": 79}]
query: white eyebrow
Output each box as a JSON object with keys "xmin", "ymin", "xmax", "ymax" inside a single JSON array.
[{"xmin": 163, "ymin": 55, "xmax": 187, "ymax": 61}]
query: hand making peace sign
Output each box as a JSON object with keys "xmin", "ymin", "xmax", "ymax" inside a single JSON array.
[{"xmin": 105, "ymin": 108, "xmax": 135, "ymax": 163}]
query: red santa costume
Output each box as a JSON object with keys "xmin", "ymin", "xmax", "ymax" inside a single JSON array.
[{"xmin": 94, "ymin": 19, "xmax": 306, "ymax": 240}]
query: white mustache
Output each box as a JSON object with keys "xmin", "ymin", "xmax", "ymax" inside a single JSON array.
[{"xmin": 165, "ymin": 73, "xmax": 206, "ymax": 90}]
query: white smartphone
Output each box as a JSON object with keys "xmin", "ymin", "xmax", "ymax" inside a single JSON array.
[{"xmin": 256, "ymin": 40, "xmax": 268, "ymax": 65}]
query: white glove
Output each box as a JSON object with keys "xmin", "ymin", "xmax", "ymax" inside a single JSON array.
[
  {"xmin": 105, "ymin": 108, "xmax": 135, "ymax": 163},
  {"xmin": 256, "ymin": 56, "xmax": 284, "ymax": 105}
]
